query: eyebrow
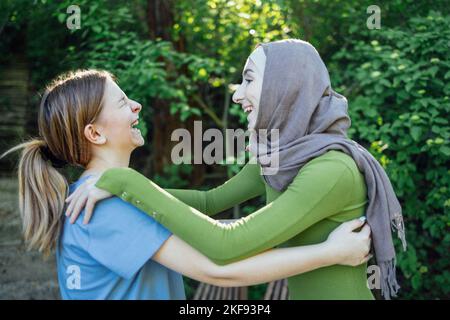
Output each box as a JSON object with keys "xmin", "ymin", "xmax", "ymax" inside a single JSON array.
[{"xmin": 243, "ymin": 69, "xmax": 255, "ymax": 76}]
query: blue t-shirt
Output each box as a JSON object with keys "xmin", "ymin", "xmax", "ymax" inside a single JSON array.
[{"xmin": 56, "ymin": 175, "xmax": 186, "ymax": 300}]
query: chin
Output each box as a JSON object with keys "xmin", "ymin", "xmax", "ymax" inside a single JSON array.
[
  {"xmin": 129, "ymin": 130, "xmax": 145, "ymax": 147},
  {"xmin": 132, "ymin": 138, "xmax": 145, "ymax": 148}
]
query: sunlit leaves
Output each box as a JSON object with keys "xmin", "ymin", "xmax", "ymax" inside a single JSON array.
[{"xmin": 332, "ymin": 10, "xmax": 450, "ymax": 299}]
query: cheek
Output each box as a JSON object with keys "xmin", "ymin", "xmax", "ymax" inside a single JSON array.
[
  {"xmin": 246, "ymin": 82, "xmax": 262, "ymax": 106},
  {"xmin": 103, "ymin": 114, "xmax": 130, "ymax": 138},
  {"xmin": 245, "ymin": 84, "xmax": 255, "ymax": 100}
]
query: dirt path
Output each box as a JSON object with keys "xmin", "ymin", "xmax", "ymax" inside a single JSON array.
[{"xmin": 0, "ymin": 177, "xmax": 60, "ymax": 299}]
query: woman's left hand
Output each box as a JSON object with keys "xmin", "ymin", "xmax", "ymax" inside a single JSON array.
[
  {"xmin": 65, "ymin": 175, "xmax": 112, "ymax": 224},
  {"xmin": 325, "ymin": 218, "xmax": 372, "ymax": 266}
]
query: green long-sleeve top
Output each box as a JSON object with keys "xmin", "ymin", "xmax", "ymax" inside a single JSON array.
[{"xmin": 96, "ymin": 150, "xmax": 374, "ymax": 300}]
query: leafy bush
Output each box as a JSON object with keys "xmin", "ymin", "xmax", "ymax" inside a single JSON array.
[{"xmin": 331, "ymin": 11, "xmax": 450, "ymax": 299}]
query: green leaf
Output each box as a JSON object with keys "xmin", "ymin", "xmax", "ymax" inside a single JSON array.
[
  {"xmin": 57, "ymin": 13, "xmax": 66, "ymax": 24},
  {"xmin": 410, "ymin": 127, "xmax": 422, "ymax": 141},
  {"xmin": 440, "ymin": 146, "xmax": 450, "ymax": 156}
]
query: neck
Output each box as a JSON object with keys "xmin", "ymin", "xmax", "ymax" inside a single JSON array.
[{"xmin": 83, "ymin": 148, "xmax": 131, "ymax": 177}]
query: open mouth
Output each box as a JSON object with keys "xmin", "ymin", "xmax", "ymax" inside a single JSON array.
[
  {"xmin": 243, "ymin": 105, "xmax": 254, "ymax": 113},
  {"xmin": 130, "ymin": 118, "xmax": 141, "ymax": 134},
  {"xmin": 244, "ymin": 105, "xmax": 256, "ymax": 129}
]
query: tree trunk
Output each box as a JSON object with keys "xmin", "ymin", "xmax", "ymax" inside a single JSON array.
[{"xmin": 145, "ymin": 0, "xmax": 204, "ymax": 186}]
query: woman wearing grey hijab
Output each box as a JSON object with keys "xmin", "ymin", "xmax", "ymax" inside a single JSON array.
[
  {"xmin": 251, "ymin": 39, "xmax": 407, "ymax": 299},
  {"xmin": 67, "ymin": 39, "xmax": 406, "ymax": 300}
]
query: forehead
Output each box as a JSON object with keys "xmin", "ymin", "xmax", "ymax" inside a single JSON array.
[
  {"xmin": 244, "ymin": 46, "xmax": 266, "ymax": 75},
  {"xmin": 101, "ymin": 78, "xmax": 125, "ymax": 111},
  {"xmin": 104, "ymin": 77, "xmax": 123, "ymax": 98},
  {"xmin": 249, "ymin": 46, "xmax": 265, "ymax": 63},
  {"xmin": 243, "ymin": 57, "xmax": 256, "ymax": 72}
]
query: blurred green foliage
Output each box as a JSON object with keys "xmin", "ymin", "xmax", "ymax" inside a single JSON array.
[
  {"xmin": 0, "ymin": 0, "xmax": 448, "ymax": 299},
  {"xmin": 331, "ymin": 11, "xmax": 450, "ymax": 299}
]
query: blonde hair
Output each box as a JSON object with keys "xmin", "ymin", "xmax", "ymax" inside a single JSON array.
[{"xmin": 1, "ymin": 69, "xmax": 114, "ymax": 256}]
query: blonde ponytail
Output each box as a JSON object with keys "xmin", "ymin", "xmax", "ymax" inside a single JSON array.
[
  {"xmin": 1, "ymin": 69, "xmax": 112, "ymax": 257},
  {"xmin": 2, "ymin": 139, "xmax": 67, "ymax": 256}
]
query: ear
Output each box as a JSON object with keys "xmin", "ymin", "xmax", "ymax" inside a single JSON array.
[{"xmin": 84, "ymin": 124, "xmax": 107, "ymax": 145}]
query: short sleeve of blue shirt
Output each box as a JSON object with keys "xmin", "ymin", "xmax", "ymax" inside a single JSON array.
[{"xmin": 86, "ymin": 197, "xmax": 171, "ymax": 279}]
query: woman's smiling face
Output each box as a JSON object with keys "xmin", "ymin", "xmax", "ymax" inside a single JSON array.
[
  {"xmin": 232, "ymin": 46, "xmax": 266, "ymax": 130},
  {"xmin": 92, "ymin": 78, "xmax": 144, "ymax": 152}
]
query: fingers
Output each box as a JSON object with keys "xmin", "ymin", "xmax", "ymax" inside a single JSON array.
[
  {"xmin": 65, "ymin": 176, "xmax": 97, "ymax": 206},
  {"xmin": 360, "ymin": 224, "xmax": 371, "ymax": 238},
  {"xmin": 361, "ymin": 254, "xmax": 374, "ymax": 264},
  {"xmin": 65, "ymin": 192, "xmax": 74, "ymax": 203},
  {"xmin": 65, "ymin": 192, "xmax": 77, "ymax": 217},
  {"xmin": 83, "ymin": 197, "xmax": 96, "ymax": 225},
  {"xmin": 64, "ymin": 177, "xmax": 102, "ymax": 224},
  {"xmin": 351, "ymin": 253, "xmax": 373, "ymax": 267},
  {"xmin": 360, "ymin": 225, "xmax": 372, "ymax": 254},
  {"xmin": 343, "ymin": 216, "xmax": 366, "ymax": 232},
  {"xmin": 65, "ymin": 184, "xmax": 83, "ymax": 203},
  {"xmin": 356, "ymin": 238, "xmax": 373, "ymax": 266},
  {"xmin": 69, "ymin": 192, "xmax": 88, "ymax": 224},
  {"xmin": 65, "ymin": 183, "xmax": 86, "ymax": 217}
]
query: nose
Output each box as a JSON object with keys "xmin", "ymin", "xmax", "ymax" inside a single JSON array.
[
  {"xmin": 232, "ymin": 83, "xmax": 245, "ymax": 105},
  {"xmin": 131, "ymin": 100, "xmax": 142, "ymax": 113}
]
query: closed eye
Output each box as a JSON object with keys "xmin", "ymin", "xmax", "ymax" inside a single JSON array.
[{"xmin": 120, "ymin": 96, "xmax": 128, "ymax": 107}]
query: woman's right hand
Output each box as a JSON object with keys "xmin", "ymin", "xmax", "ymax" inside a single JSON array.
[
  {"xmin": 65, "ymin": 175, "xmax": 113, "ymax": 224},
  {"xmin": 325, "ymin": 217, "xmax": 372, "ymax": 267}
]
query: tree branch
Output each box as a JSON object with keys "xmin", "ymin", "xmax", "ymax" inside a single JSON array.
[{"xmin": 192, "ymin": 94, "xmax": 224, "ymax": 128}]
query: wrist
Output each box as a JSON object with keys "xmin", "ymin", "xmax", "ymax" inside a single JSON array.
[{"xmin": 320, "ymin": 240, "xmax": 341, "ymax": 266}]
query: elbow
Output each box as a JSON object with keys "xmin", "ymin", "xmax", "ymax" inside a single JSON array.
[
  {"xmin": 200, "ymin": 266, "xmax": 241, "ymax": 287},
  {"xmin": 202, "ymin": 240, "xmax": 251, "ymax": 265}
]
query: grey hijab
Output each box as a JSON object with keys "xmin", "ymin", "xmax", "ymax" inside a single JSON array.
[{"xmin": 254, "ymin": 39, "xmax": 407, "ymax": 300}]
